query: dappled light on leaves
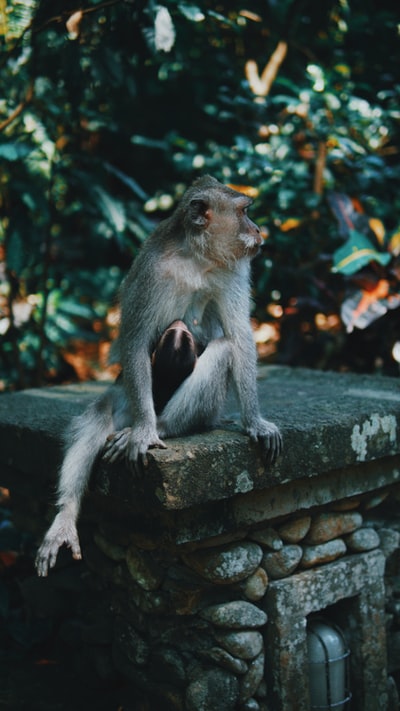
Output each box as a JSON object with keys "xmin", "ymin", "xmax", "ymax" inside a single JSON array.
[{"xmin": 0, "ymin": 1, "xmax": 399, "ymax": 385}]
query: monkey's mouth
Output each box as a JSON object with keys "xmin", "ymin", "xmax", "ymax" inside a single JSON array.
[{"xmin": 246, "ymin": 242, "xmax": 262, "ymax": 257}]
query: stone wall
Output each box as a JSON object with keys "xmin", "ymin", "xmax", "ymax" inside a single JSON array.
[{"xmin": 0, "ymin": 367, "xmax": 400, "ymax": 710}]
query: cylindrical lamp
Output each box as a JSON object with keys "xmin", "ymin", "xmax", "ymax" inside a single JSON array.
[{"xmin": 307, "ymin": 616, "xmax": 351, "ymax": 710}]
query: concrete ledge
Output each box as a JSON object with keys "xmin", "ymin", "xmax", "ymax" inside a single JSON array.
[
  {"xmin": 1, "ymin": 367, "xmax": 399, "ymax": 711},
  {"xmin": 0, "ymin": 367, "xmax": 399, "ymax": 510}
]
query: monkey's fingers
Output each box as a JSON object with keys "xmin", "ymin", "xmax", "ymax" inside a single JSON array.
[
  {"xmin": 35, "ymin": 541, "xmax": 61, "ymax": 577},
  {"xmin": 130, "ymin": 437, "xmax": 167, "ymax": 475},
  {"xmin": 259, "ymin": 431, "xmax": 283, "ymax": 467},
  {"xmin": 103, "ymin": 428, "xmax": 132, "ymax": 463}
]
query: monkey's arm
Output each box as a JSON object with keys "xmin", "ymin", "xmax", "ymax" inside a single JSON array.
[
  {"xmin": 236, "ymin": 331, "xmax": 281, "ymax": 463},
  {"xmin": 220, "ymin": 271, "xmax": 282, "ymax": 465}
]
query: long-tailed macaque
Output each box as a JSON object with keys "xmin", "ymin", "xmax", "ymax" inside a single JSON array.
[{"xmin": 35, "ymin": 176, "xmax": 282, "ymax": 576}]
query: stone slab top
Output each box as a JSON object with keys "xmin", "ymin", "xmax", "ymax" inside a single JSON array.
[{"xmin": 0, "ymin": 367, "xmax": 399, "ymax": 510}]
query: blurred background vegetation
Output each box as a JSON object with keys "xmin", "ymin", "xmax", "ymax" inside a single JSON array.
[{"xmin": 0, "ymin": 0, "xmax": 399, "ymax": 390}]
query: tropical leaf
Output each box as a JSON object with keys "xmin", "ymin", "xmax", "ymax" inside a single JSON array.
[
  {"xmin": 94, "ymin": 187, "xmax": 126, "ymax": 236},
  {"xmin": 332, "ymin": 230, "xmax": 391, "ymax": 275},
  {"xmin": 178, "ymin": 4, "xmax": 205, "ymax": 22},
  {"xmin": 341, "ymin": 280, "xmax": 400, "ymax": 332}
]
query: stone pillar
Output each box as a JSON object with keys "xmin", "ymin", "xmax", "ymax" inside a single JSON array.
[{"xmin": 263, "ymin": 550, "xmax": 387, "ymax": 711}]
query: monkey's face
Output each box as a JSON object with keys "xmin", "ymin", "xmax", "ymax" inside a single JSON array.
[
  {"xmin": 184, "ymin": 179, "xmax": 263, "ymax": 266},
  {"xmin": 237, "ymin": 200, "xmax": 264, "ymax": 258},
  {"xmin": 208, "ymin": 195, "xmax": 263, "ymax": 263}
]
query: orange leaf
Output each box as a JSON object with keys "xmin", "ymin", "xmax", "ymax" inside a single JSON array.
[
  {"xmin": 245, "ymin": 41, "xmax": 288, "ymax": 97},
  {"xmin": 66, "ymin": 10, "xmax": 83, "ymax": 39},
  {"xmin": 389, "ymin": 230, "xmax": 400, "ymax": 256},
  {"xmin": 280, "ymin": 218, "xmax": 301, "ymax": 232},
  {"xmin": 368, "ymin": 218, "xmax": 385, "ymax": 245}
]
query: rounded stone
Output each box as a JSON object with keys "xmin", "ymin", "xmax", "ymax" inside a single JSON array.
[
  {"xmin": 378, "ymin": 528, "xmax": 400, "ymax": 558},
  {"xmin": 113, "ymin": 618, "xmax": 149, "ymax": 666},
  {"xmin": 239, "ymin": 651, "xmax": 265, "ymax": 702},
  {"xmin": 242, "ymin": 567, "xmax": 269, "ymax": 601},
  {"xmin": 249, "ymin": 527, "xmax": 283, "ymax": 550},
  {"xmin": 346, "ymin": 527, "xmax": 380, "ymax": 552},
  {"xmin": 301, "ymin": 539, "xmax": 347, "ymax": 568},
  {"xmin": 331, "ymin": 498, "xmax": 361, "ymax": 512},
  {"xmin": 126, "ymin": 544, "xmax": 163, "ymax": 591},
  {"xmin": 200, "ymin": 601, "xmax": 267, "ymax": 629},
  {"xmin": 149, "ymin": 647, "xmax": 186, "ymax": 685},
  {"xmin": 94, "ymin": 531, "xmax": 127, "ymax": 561},
  {"xmin": 204, "ymin": 647, "xmax": 248, "ymax": 675},
  {"xmin": 215, "ymin": 630, "xmax": 264, "ymax": 660},
  {"xmin": 261, "ymin": 545, "xmax": 302, "ymax": 579},
  {"xmin": 278, "ymin": 516, "xmax": 311, "ymax": 543},
  {"xmin": 241, "ymin": 698, "xmax": 260, "ymax": 710},
  {"xmin": 364, "ymin": 491, "xmax": 388, "ymax": 510},
  {"xmin": 183, "ymin": 542, "xmax": 263, "ymax": 585},
  {"xmin": 186, "ymin": 669, "xmax": 239, "ymax": 711},
  {"xmin": 305, "ymin": 512, "xmax": 363, "ymax": 545}
]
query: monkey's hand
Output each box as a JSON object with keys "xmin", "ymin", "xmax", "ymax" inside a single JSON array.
[
  {"xmin": 103, "ymin": 426, "xmax": 167, "ymax": 470},
  {"xmin": 35, "ymin": 510, "xmax": 81, "ymax": 577},
  {"xmin": 246, "ymin": 418, "xmax": 282, "ymax": 467}
]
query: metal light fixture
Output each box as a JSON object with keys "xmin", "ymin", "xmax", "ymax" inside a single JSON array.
[{"xmin": 307, "ymin": 616, "xmax": 351, "ymax": 710}]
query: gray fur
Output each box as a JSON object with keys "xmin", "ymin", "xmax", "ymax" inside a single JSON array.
[{"xmin": 35, "ymin": 176, "xmax": 281, "ymax": 576}]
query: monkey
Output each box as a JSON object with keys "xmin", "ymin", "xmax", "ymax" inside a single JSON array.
[{"xmin": 35, "ymin": 176, "xmax": 282, "ymax": 577}]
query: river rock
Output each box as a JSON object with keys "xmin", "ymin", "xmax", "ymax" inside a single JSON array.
[
  {"xmin": 183, "ymin": 542, "xmax": 263, "ymax": 584},
  {"xmin": 331, "ymin": 498, "xmax": 361, "ymax": 511},
  {"xmin": 346, "ymin": 527, "xmax": 380, "ymax": 552},
  {"xmin": 278, "ymin": 516, "xmax": 311, "ymax": 543},
  {"xmin": 305, "ymin": 512, "xmax": 363, "ymax": 544},
  {"xmin": 186, "ymin": 669, "xmax": 239, "ymax": 711},
  {"xmin": 241, "ymin": 699, "xmax": 260, "ymax": 710},
  {"xmin": 249, "ymin": 527, "xmax": 283, "ymax": 550},
  {"xmin": 261, "ymin": 545, "xmax": 302, "ymax": 579},
  {"xmin": 378, "ymin": 528, "xmax": 400, "ymax": 558},
  {"xmin": 203, "ymin": 647, "xmax": 248, "ymax": 675},
  {"xmin": 200, "ymin": 601, "xmax": 267, "ymax": 629},
  {"xmin": 242, "ymin": 567, "xmax": 269, "ymax": 601},
  {"xmin": 301, "ymin": 539, "xmax": 346, "ymax": 568},
  {"xmin": 364, "ymin": 491, "xmax": 389, "ymax": 510},
  {"xmin": 113, "ymin": 618, "xmax": 149, "ymax": 666},
  {"xmin": 149, "ymin": 647, "xmax": 186, "ymax": 685},
  {"xmin": 239, "ymin": 651, "xmax": 265, "ymax": 701},
  {"xmin": 126, "ymin": 545, "xmax": 163, "ymax": 591},
  {"xmin": 94, "ymin": 531, "xmax": 127, "ymax": 561},
  {"xmin": 215, "ymin": 630, "xmax": 264, "ymax": 660}
]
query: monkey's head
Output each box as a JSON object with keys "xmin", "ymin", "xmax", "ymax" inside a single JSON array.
[{"xmin": 181, "ymin": 176, "xmax": 263, "ymax": 266}]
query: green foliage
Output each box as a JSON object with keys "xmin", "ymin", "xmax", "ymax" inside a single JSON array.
[{"xmin": 0, "ymin": 0, "xmax": 399, "ymax": 389}]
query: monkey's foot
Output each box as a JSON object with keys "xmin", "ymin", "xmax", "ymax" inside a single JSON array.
[
  {"xmin": 35, "ymin": 511, "xmax": 81, "ymax": 577},
  {"xmin": 103, "ymin": 427, "xmax": 167, "ymax": 471},
  {"xmin": 247, "ymin": 419, "xmax": 282, "ymax": 467}
]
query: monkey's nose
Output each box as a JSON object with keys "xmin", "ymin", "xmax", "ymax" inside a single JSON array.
[{"xmin": 255, "ymin": 230, "xmax": 266, "ymax": 246}]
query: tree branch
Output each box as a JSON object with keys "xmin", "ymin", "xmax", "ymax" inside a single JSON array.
[{"xmin": 0, "ymin": 82, "xmax": 34, "ymax": 132}]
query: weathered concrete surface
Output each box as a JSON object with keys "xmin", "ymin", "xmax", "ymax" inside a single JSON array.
[
  {"xmin": 0, "ymin": 367, "xmax": 399, "ymax": 509},
  {"xmin": 263, "ymin": 549, "xmax": 387, "ymax": 711}
]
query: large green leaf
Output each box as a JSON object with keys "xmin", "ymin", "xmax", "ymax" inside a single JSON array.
[
  {"xmin": 332, "ymin": 230, "xmax": 391, "ymax": 275},
  {"xmin": 0, "ymin": 143, "xmax": 32, "ymax": 161}
]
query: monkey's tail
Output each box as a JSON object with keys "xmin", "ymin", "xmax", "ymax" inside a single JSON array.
[{"xmin": 56, "ymin": 393, "xmax": 115, "ymax": 515}]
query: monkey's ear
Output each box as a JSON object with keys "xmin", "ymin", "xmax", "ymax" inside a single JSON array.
[{"xmin": 189, "ymin": 198, "xmax": 211, "ymax": 228}]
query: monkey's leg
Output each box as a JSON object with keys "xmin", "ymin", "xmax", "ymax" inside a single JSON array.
[
  {"xmin": 157, "ymin": 338, "xmax": 232, "ymax": 438},
  {"xmin": 103, "ymin": 321, "xmax": 198, "ymax": 465},
  {"xmin": 35, "ymin": 390, "xmax": 121, "ymax": 576}
]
